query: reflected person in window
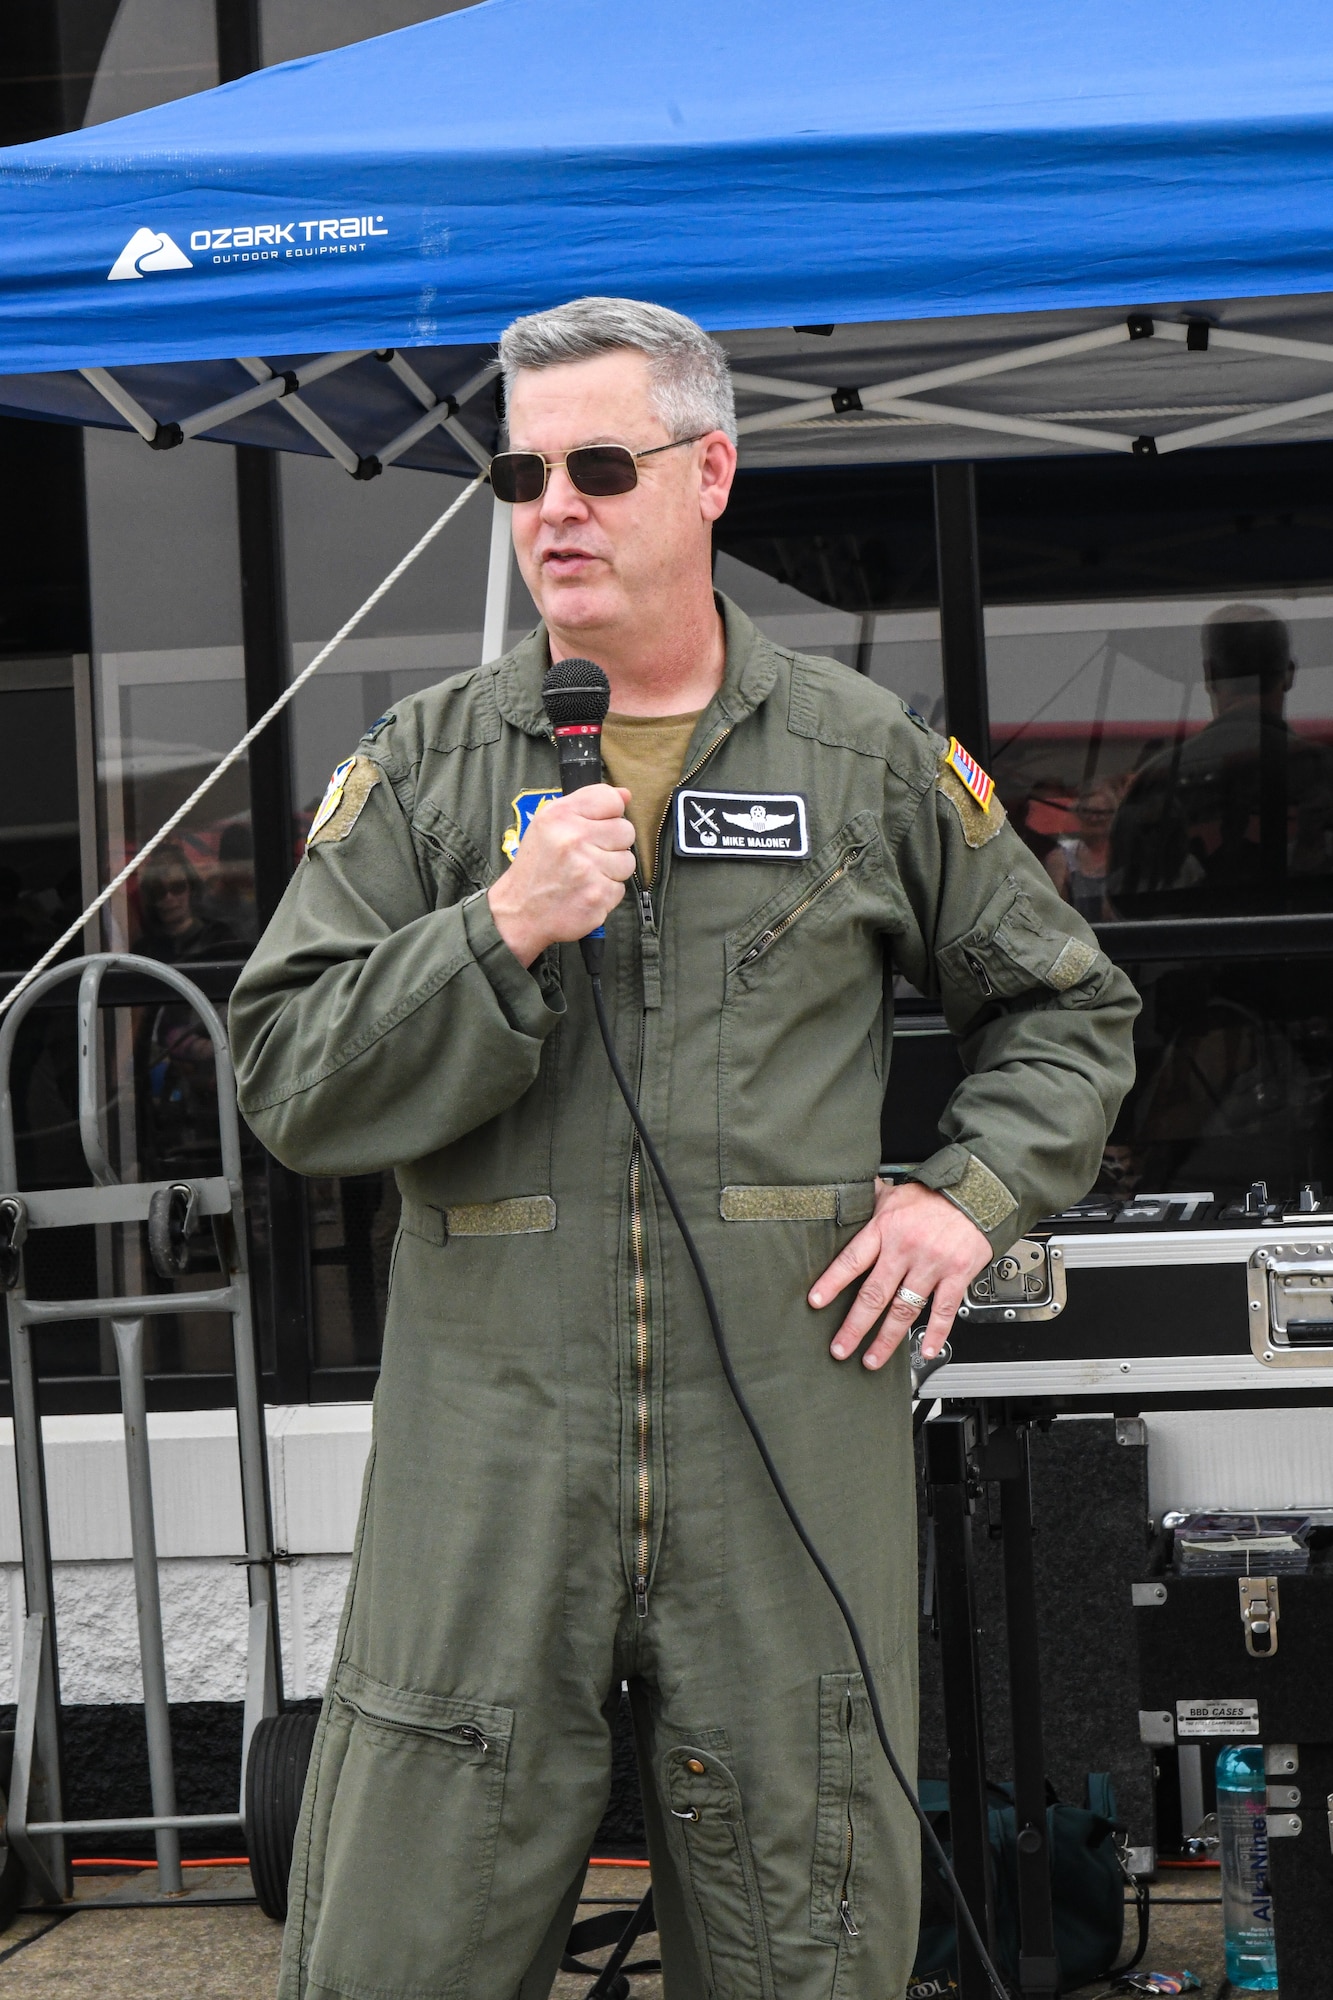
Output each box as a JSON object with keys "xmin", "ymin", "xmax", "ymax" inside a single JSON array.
[
  {"xmin": 137, "ymin": 844, "xmax": 237, "ymax": 1169},
  {"xmin": 138, "ymin": 842, "xmax": 235, "ymax": 964},
  {"xmin": 1043, "ymin": 776, "xmax": 1126, "ymax": 921},
  {"xmin": 1108, "ymin": 604, "xmax": 1333, "ymax": 917}
]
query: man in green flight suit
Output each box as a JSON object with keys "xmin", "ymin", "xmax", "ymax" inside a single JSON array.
[{"xmin": 229, "ymin": 297, "xmax": 1138, "ymax": 2000}]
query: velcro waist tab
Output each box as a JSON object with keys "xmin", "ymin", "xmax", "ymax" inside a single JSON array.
[
  {"xmin": 401, "ymin": 1195, "xmax": 556, "ymax": 1243},
  {"xmin": 719, "ymin": 1182, "xmax": 875, "ymax": 1225}
]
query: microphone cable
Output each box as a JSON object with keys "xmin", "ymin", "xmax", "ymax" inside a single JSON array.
[{"xmin": 587, "ymin": 973, "xmax": 1008, "ymax": 2000}]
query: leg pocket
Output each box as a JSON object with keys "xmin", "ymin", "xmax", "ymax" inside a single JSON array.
[
  {"xmin": 810, "ymin": 1673, "xmax": 870, "ymax": 1948},
  {"xmin": 660, "ymin": 1738, "xmax": 776, "ymax": 2000},
  {"xmin": 303, "ymin": 1665, "xmax": 513, "ymax": 2000}
]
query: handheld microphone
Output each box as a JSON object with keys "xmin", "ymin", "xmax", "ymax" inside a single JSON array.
[{"xmin": 540, "ymin": 657, "xmax": 612, "ymax": 974}]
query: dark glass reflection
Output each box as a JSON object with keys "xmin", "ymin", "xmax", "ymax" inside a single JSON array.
[
  {"xmin": 997, "ymin": 602, "xmax": 1333, "ymax": 922},
  {"xmin": 308, "ymin": 1172, "xmax": 399, "ymax": 1373},
  {"xmin": 1101, "ymin": 957, "xmax": 1333, "ymax": 1202},
  {"xmin": 1108, "ymin": 607, "xmax": 1333, "ymax": 917}
]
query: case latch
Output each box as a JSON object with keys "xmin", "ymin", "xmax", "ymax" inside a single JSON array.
[
  {"xmin": 1248, "ymin": 1241, "xmax": 1333, "ymax": 1366},
  {"xmin": 957, "ymin": 1238, "xmax": 1066, "ymax": 1322},
  {"xmin": 1239, "ymin": 1575, "xmax": 1280, "ymax": 1658}
]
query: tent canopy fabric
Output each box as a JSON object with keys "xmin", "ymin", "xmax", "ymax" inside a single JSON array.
[
  {"xmin": 5, "ymin": 0, "xmax": 1333, "ymax": 366},
  {"xmin": 4, "ymin": 0, "xmax": 1333, "ymax": 473}
]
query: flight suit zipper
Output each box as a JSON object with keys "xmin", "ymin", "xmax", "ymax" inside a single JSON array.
[
  {"xmin": 736, "ymin": 839, "xmax": 870, "ymax": 969},
  {"xmin": 625, "ymin": 724, "xmax": 732, "ymax": 1620},
  {"xmin": 629, "ymin": 1145, "xmax": 651, "ymax": 1617}
]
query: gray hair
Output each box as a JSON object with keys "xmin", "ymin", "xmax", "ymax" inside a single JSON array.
[{"xmin": 498, "ymin": 296, "xmax": 737, "ymax": 443}]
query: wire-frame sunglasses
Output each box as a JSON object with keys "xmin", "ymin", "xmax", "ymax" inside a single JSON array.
[{"xmin": 488, "ymin": 434, "xmax": 706, "ymax": 505}]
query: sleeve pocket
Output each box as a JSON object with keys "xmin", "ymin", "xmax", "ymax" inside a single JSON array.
[{"xmin": 938, "ymin": 877, "xmax": 1101, "ymax": 1003}]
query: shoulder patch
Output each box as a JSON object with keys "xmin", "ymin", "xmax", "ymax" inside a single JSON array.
[
  {"xmin": 937, "ymin": 759, "xmax": 1007, "ymax": 848},
  {"xmin": 307, "ymin": 755, "xmax": 381, "ymax": 848},
  {"xmin": 501, "ymin": 789, "xmax": 561, "ymax": 863},
  {"xmin": 945, "ymin": 736, "xmax": 995, "ymax": 810}
]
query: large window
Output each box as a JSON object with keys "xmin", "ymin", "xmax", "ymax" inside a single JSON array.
[
  {"xmin": 988, "ymin": 594, "xmax": 1333, "ymax": 923},
  {"xmin": 715, "ymin": 463, "xmax": 945, "ymax": 721},
  {"xmin": 85, "ymin": 428, "xmax": 256, "ymax": 964}
]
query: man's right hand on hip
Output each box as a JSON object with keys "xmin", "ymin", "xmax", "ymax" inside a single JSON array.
[{"xmin": 488, "ymin": 784, "xmax": 636, "ymax": 967}]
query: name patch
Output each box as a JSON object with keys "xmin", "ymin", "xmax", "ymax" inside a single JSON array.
[{"xmin": 675, "ymin": 789, "xmax": 809, "ymax": 860}]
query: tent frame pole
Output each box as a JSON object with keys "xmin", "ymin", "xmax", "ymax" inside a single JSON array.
[
  {"xmin": 933, "ymin": 463, "xmax": 991, "ymax": 766},
  {"xmin": 482, "ymin": 494, "xmax": 513, "ymax": 664}
]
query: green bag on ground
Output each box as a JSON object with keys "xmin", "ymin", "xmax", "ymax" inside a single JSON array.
[{"xmin": 912, "ymin": 1775, "xmax": 1129, "ymax": 1993}]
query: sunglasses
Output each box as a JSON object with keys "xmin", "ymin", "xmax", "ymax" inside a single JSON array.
[{"xmin": 488, "ymin": 434, "xmax": 705, "ymax": 505}]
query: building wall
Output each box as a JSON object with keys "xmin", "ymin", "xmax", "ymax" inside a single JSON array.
[{"xmin": 0, "ymin": 1406, "xmax": 369, "ymax": 1702}]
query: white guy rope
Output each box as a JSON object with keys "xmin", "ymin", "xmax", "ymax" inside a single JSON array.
[{"xmin": 0, "ymin": 472, "xmax": 485, "ymax": 1020}]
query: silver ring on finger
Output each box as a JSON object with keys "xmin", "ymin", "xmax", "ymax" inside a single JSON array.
[{"xmin": 895, "ymin": 1285, "xmax": 929, "ymax": 1311}]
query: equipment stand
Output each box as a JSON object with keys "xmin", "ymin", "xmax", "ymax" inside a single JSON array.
[
  {"xmin": 922, "ymin": 1404, "xmax": 1060, "ymax": 1999},
  {"xmin": 997, "ymin": 1423, "xmax": 1060, "ymax": 2000},
  {"xmin": 923, "ymin": 1410, "xmax": 998, "ymax": 1997}
]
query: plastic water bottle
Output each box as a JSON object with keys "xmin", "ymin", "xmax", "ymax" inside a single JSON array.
[{"xmin": 1216, "ymin": 1743, "xmax": 1278, "ymax": 1990}]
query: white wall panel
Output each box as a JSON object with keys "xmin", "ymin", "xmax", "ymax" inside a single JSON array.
[
  {"xmin": 0, "ymin": 1405, "xmax": 367, "ymax": 1702},
  {"xmin": 1146, "ymin": 1407, "xmax": 1333, "ymax": 1518}
]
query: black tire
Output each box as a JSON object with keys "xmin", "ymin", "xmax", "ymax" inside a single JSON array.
[
  {"xmin": 245, "ymin": 1710, "xmax": 318, "ymax": 1922},
  {"xmin": 0, "ymin": 1732, "xmax": 22, "ymax": 1931}
]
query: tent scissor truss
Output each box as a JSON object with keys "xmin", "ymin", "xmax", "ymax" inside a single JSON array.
[
  {"xmin": 70, "ymin": 311, "xmax": 1333, "ymax": 487},
  {"xmin": 78, "ymin": 348, "xmax": 498, "ymax": 478},
  {"xmin": 733, "ymin": 314, "xmax": 1333, "ymax": 460}
]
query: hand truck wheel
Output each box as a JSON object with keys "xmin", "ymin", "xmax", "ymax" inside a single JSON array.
[
  {"xmin": 244, "ymin": 1710, "xmax": 318, "ymax": 1921},
  {"xmin": 0, "ymin": 1731, "xmax": 23, "ymax": 1932},
  {"xmin": 147, "ymin": 1181, "xmax": 198, "ymax": 1281}
]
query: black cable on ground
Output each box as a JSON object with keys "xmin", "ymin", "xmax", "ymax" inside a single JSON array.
[{"xmin": 589, "ymin": 975, "xmax": 1008, "ymax": 2000}]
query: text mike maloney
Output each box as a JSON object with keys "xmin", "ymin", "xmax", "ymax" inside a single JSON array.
[{"xmin": 540, "ymin": 657, "xmax": 612, "ymax": 972}]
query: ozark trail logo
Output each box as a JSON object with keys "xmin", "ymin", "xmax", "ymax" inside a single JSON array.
[{"xmin": 108, "ymin": 228, "xmax": 193, "ymax": 281}]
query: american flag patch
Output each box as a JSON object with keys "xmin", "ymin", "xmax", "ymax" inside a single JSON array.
[{"xmin": 946, "ymin": 737, "xmax": 994, "ymax": 812}]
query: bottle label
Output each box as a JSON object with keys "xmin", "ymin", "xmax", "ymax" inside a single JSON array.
[{"xmin": 1177, "ymin": 1697, "xmax": 1259, "ymax": 1736}]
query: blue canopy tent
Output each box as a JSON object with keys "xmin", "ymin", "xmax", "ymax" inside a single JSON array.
[
  {"xmin": 2, "ymin": 0, "xmax": 1333, "ymax": 451},
  {"xmin": 4, "ymin": 0, "xmax": 1333, "ymax": 648}
]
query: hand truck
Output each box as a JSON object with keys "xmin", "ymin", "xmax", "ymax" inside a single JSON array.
[{"xmin": 0, "ymin": 953, "xmax": 283, "ymax": 1906}]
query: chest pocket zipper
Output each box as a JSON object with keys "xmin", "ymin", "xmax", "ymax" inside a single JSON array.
[{"xmin": 736, "ymin": 841, "xmax": 869, "ymax": 971}]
